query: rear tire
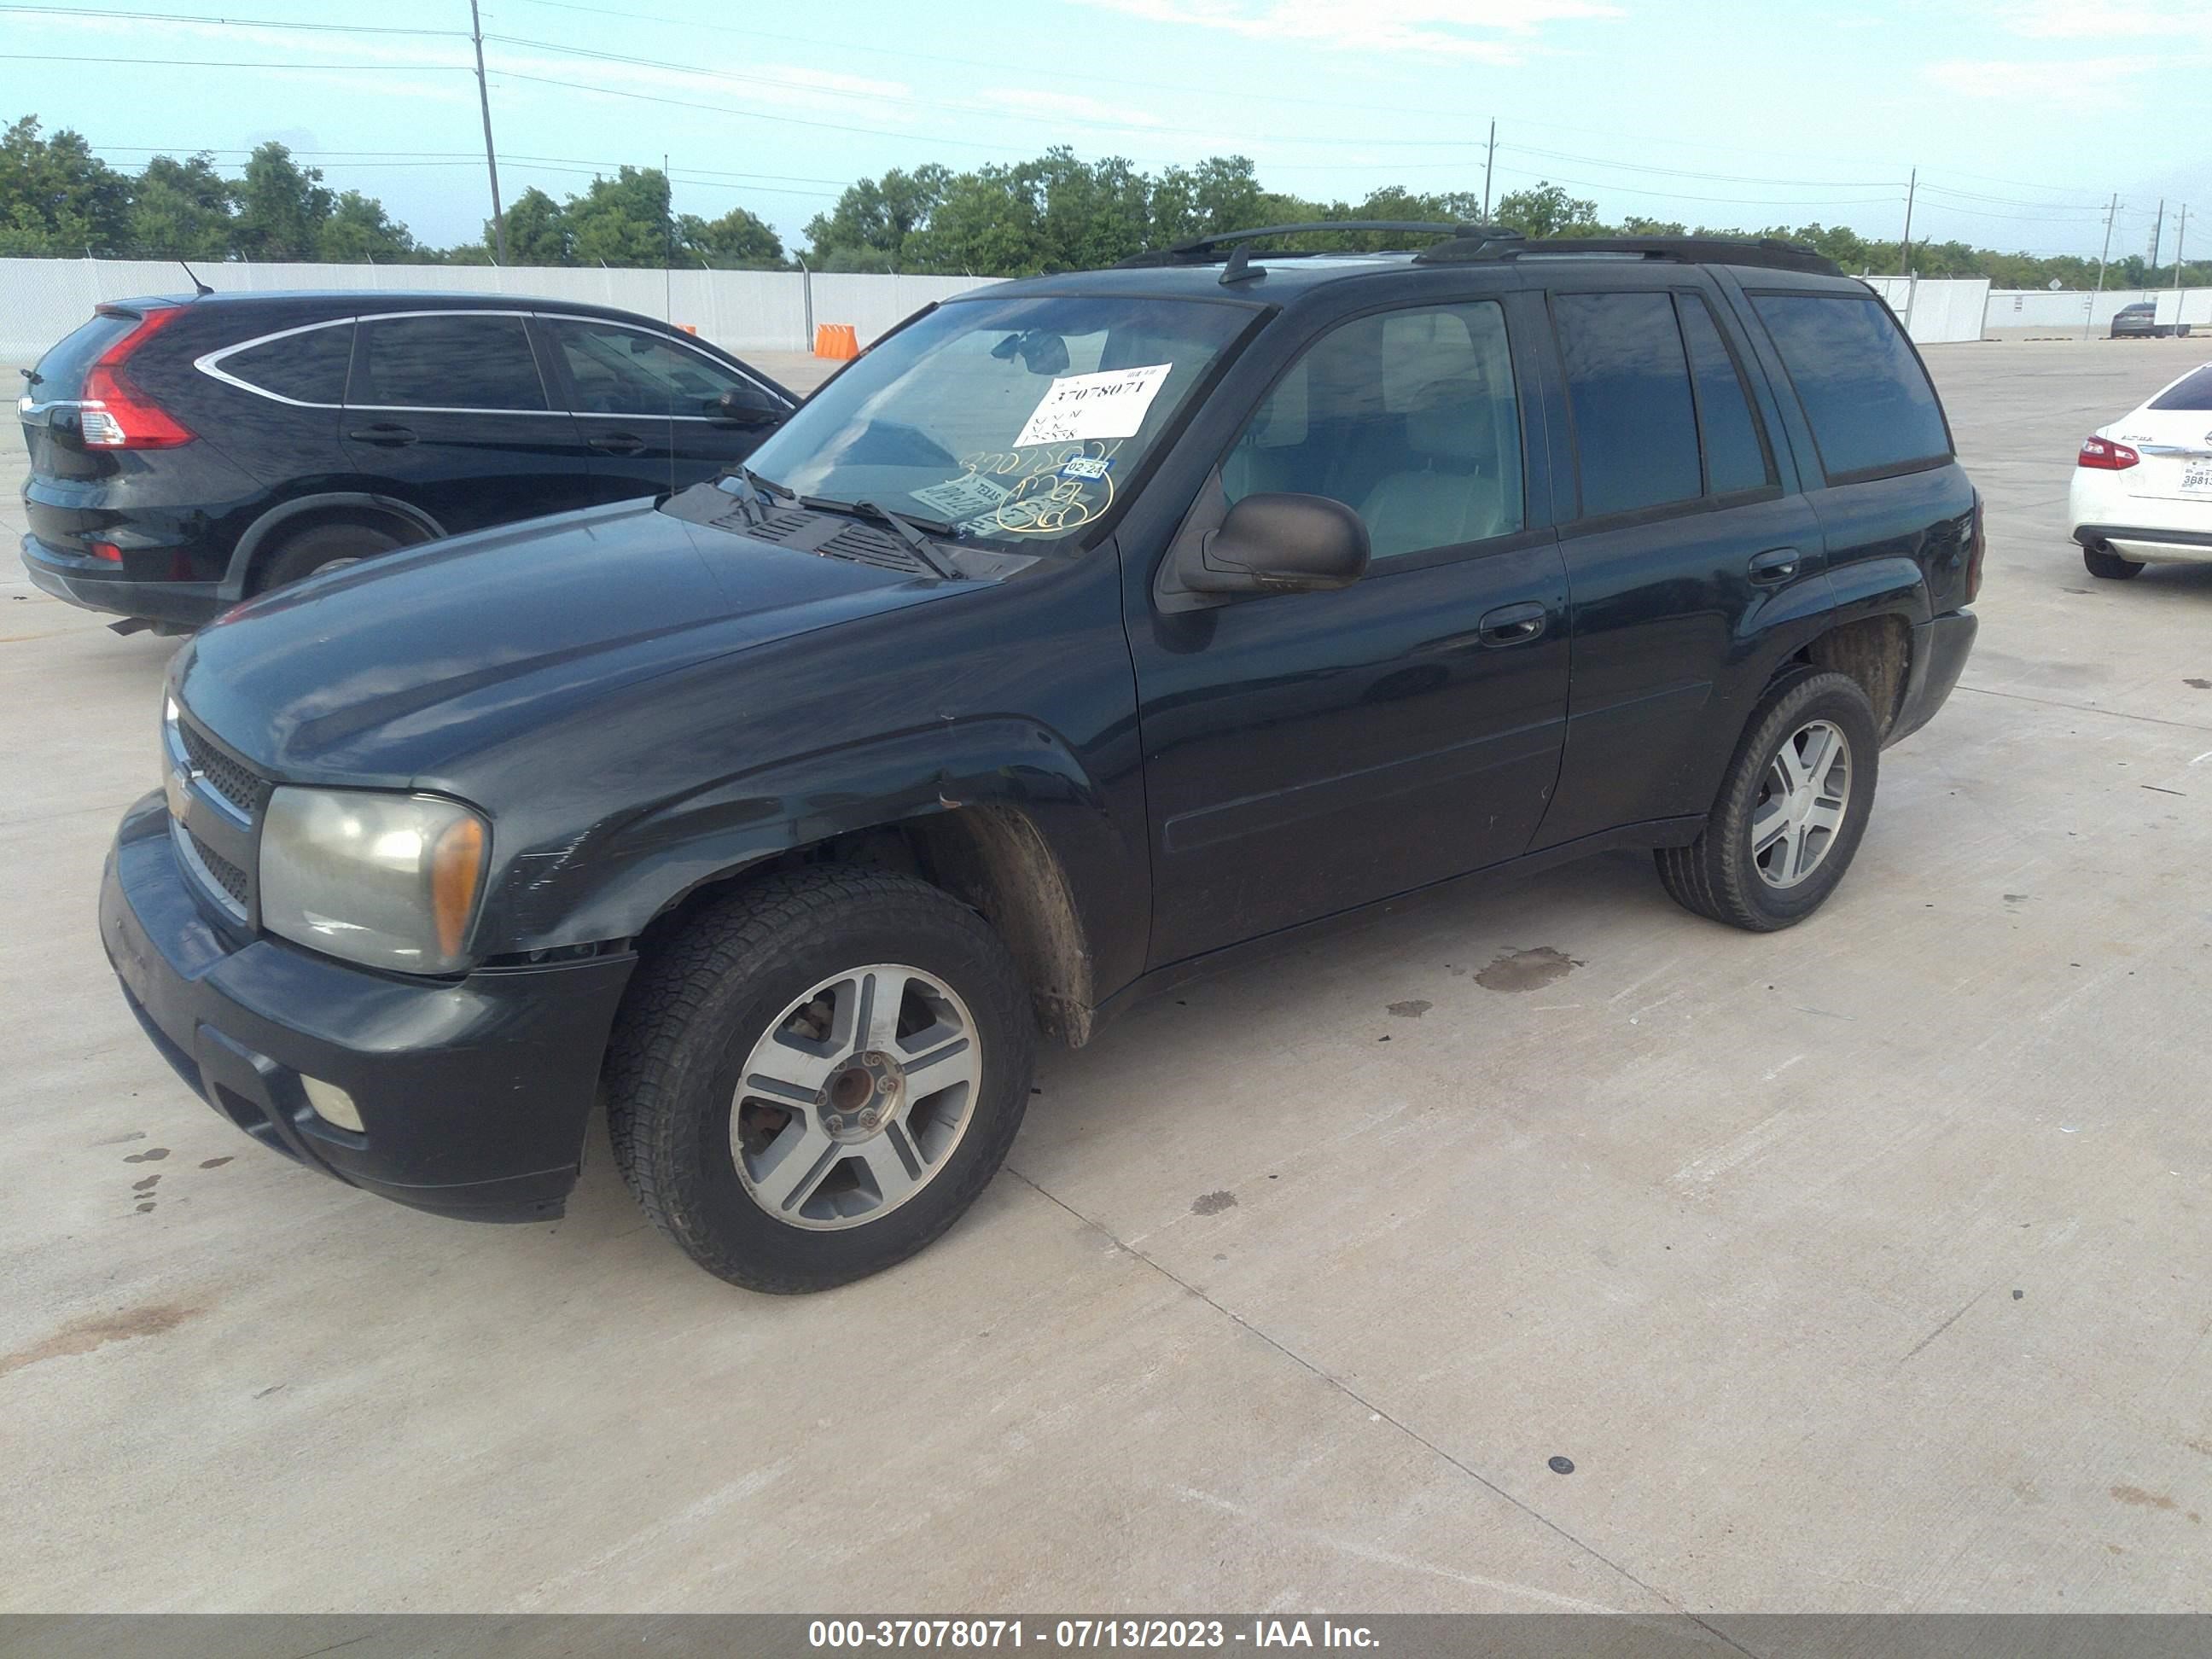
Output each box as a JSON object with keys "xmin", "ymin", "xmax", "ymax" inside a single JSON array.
[
  {"xmin": 2083, "ymin": 544, "xmax": 2144, "ymax": 580},
  {"xmin": 605, "ymin": 868, "xmax": 1035, "ymax": 1293},
  {"xmin": 253, "ymin": 521, "xmax": 405, "ymax": 593},
  {"xmin": 1656, "ymin": 667, "xmax": 1880, "ymax": 933}
]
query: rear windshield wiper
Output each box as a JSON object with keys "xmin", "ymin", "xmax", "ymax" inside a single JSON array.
[{"xmin": 800, "ymin": 495, "xmax": 963, "ymax": 580}]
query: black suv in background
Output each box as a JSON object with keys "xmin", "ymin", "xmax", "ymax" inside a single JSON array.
[
  {"xmin": 103, "ymin": 227, "xmax": 1981, "ymax": 1293},
  {"xmin": 19, "ymin": 291, "xmax": 795, "ymax": 629}
]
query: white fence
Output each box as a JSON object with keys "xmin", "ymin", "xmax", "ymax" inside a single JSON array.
[
  {"xmin": 1857, "ymin": 276, "xmax": 1990, "ymax": 345},
  {"xmin": 1983, "ymin": 286, "xmax": 2212, "ymax": 333},
  {"xmin": 0, "ymin": 257, "xmax": 1002, "ymax": 365}
]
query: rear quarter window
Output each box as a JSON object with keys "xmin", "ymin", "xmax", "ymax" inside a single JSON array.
[
  {"xmin": 1753, "ymin": 293, "xmax": 1952, "ymax": 482},
  {"xmin": 215, "ymin": 322, "xmax": 354, "ymax": 405}
]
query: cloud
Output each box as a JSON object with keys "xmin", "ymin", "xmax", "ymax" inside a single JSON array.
[
  {"xmin": 1993, "ymin": 0, "xmax": 2209, "ymax": 40},
  {"xmin": 1920, "ymin": 55, "xmax": 2154, "ymax": 100},
  {"xmin": 1068, "ymin": 0, "xmax": 1621, "ymax": 61}
]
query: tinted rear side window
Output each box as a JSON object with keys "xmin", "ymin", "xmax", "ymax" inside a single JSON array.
[
  {"xmin": 2149, "ymin": 365, "xmax": 2212, "ymax": 410},
  {"xmin": 1678, "ymin": 295, "xmax": 1773, "ymax": 495},
  {"xmin": 1553, "ymin": 290, "xmax": 1701, "ymax": 518},
  {"xmin": 1754, "ymin": 294, "xmax": 1950, "ymax": 480},
  {"xmin": 352, "ymin": 313, "xmax": 547, "ymax": 410},
  {"xmin": 219, "ymin": 322, "xmax": 353, "ymax": 404},
  {"xmin": 28, "ymin": 309, "xmax": 147, "ymax": 400}
]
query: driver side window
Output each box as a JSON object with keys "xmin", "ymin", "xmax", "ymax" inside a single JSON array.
[
  {"xmin": 543, "ymin": 317, "xmax": 753, "ymax": 417},
  {"xmin": 1222, "ymin": 300, "xmax": 1523, "ymax": 561}
]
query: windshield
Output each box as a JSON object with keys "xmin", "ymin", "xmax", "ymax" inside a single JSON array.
[{"xmin": 734, "ymin": 294, "xmax": 1256, "ymax": 545}]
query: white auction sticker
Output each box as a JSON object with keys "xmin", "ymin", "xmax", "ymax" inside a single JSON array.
[
  {"xmin": 911, "ymin": 472, "xmax": 1011, "ymax": 520},
  {"xmin": 1012, "ymin": 364, "xmax": 1173, "ymax": 449}
]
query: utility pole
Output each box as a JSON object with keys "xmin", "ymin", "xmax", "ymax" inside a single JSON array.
[
  {"xmin": 2175, "ymin": 205, "xmax": 2188, "ymax": 300},
  {"xmin": 469, "ymin": 0, "xmax": 509, "ymax": 265},
  {"xmin": 1481, "ymin": 119, "xmax": 1497, "ymax": 221},
  {"xmin": 2086, "ymin": 191, "xmax": 2117, "ymax": 340},
  {"xmin": 2149, "ymin": 198, "xmax": 2164, "ymax": 272},
  {"xmin": 1898, "ymin": 167, "xmax": 1916, "ymax": 275}
]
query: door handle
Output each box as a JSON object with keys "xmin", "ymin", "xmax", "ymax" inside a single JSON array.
[
  {"xmin": 589, "ymin": 432, "xmax": 647, "ymax": 456},
  {"xmin": 1748, "ymin": 546, "xmax": 1802, "ymax": 584},
  {"xmin": 1478, "ymin": 601, "xmax": 1548, "ymax": 645},
  {"xmin": 347, "ymin": 422, "xmax": 417, "ymax": 447}
]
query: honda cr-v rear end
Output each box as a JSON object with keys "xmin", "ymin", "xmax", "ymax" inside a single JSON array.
[{"xmin": 18, "ymin": 299, "xmax": 271, "ymax": 628}]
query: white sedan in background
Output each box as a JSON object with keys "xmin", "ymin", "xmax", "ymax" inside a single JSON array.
[{"xmin": 2069, "ymin": 360, "xmax": 2212, "ymax": 579}]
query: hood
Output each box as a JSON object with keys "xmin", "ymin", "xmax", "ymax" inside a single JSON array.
[{"xmin": 177, "ymin": 498, "xmax": 977, "ymax": 780}]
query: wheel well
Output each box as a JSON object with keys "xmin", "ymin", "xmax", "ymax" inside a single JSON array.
[
  {"xmin": 641, "ymin": 806, "xmax": 1098, "ymax": 1048},
  {"xmin": 247, "ymin": 504, "xmax": 432, "ymax": 593},
  {"xmin": 1791, "ymin": 614, "xmax": 1912, "ymax": 740}
]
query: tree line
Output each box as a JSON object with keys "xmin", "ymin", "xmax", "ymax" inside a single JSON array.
[
  {"xmin": 7, "ymin": 115, "xmax": 2207, "ymax": 292},
  {"xmin": 0, "ymin": 116, "xmax": 783, "ymax": 269}
]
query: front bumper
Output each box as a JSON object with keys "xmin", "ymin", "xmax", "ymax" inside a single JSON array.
[
  {"xmin": 101, "ymin": 791, "xmax": 637, "ymax": 1222},
  {"xmin": 1889, "ymin": 609, "xmax": 1976, "ymax": 746},
  {"xmin": 22, "ymin": 532, "xmax": 222, "ymax": 626}
]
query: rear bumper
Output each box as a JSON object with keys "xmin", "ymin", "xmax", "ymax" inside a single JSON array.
[
  {"xmin": 21, "ymin": 532, "xmax": 223, "ymax": 626},
  {"xmin": 1889, "ymin": 609, "xmax": 1976, "ymax": 746},
  {"xmin": 101, "ymin": 791, "xmax": 637, "ymax": 1222},
  {"xmin": 2072, "ymin": 522, "xmax": 2212, "ymax": 566}
]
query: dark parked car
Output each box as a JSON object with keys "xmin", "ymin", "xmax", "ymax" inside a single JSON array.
[
  {"xmin": 2110, "ymin": 300, "xmax": 2192, "ymax": 340},
  {"xmin": 18, "ymin": 290, "xmax": 795, "ymax": 630},
  {"xmin": 102, "ymin": 226, "xmax": 1981, "ymax": 1292}
]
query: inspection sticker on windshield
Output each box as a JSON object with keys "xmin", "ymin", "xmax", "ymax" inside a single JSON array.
[
  {"xmin": 1059, "ymin": 455, "xmax": 1114, "ymax": 480},
  {"xmin": 1013, "ymin": 364, "xmax": 1173, "ymax": 448},
  {"xmin": 911, "ymin": 473, "xmax": 1012, "ymax": 520}
]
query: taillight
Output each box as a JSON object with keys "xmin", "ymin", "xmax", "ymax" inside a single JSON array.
[
  {"xmin": 77, "ymin": 308, "xmax": 193, "ymax": 449},
  {"xmin": 2077, "ymin": 435, "xmax": 2139, "ymax": 470},
  {"xmin": 89, "ymin": 539, "xmax": 124, "ymax": 562}
]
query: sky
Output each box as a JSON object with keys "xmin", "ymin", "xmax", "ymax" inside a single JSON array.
[{"xmin": 8, "ymin": 0, "xmax": 2210, "ymax": 263}]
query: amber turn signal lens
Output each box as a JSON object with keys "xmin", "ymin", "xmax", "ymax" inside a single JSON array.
[{"xmin": 430, "ymin": 813, "xmax": 487, "ymax": 959}]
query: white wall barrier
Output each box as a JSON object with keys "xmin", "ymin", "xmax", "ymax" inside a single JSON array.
[
  {"xmin": 0, "ymin": 257, "xmax": 1002, "ymax": 366},
  {"xmin": 1857, "ymin": 276, "xmax": 1991, "ymax": 345},
  {"xmin": 1983, "ymin": 286, "xmax": 2212, "ymax": 333}
]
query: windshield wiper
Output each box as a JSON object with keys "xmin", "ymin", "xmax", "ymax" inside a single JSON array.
[
  {"xmin": 801, "ymin": 496, "xmax": 963, "ymax": 580},
  {"xmin": 730, "ymin": 463, "xmax": 795, "ymax": 502}
]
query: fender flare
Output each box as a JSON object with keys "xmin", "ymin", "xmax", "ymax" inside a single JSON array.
[
  {"xmin": 484, "ymin": 717, "xmax": 1143, "ymax": 1037},
  {"xmin": 218, "ymin": 492, "xmax": 446, "ymax": 600}
]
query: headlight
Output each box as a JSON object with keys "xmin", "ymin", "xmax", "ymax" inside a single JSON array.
[{"xmin": 259, "ymin": 789, "xmax": 489, "ymax": 975}]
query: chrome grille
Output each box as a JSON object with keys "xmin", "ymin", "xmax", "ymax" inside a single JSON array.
[
  {"xmin": 178, "ymin": 719, "xmax": 271, "ymax": 818},
  {"xmin": 184, "ymin": 827, "xmax": 251, "ymax": 906}
]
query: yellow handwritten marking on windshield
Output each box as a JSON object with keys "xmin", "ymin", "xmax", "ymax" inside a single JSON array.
[{"xmin": 953, "ymin": 440, "xmax": 1122, "ymax": 536}]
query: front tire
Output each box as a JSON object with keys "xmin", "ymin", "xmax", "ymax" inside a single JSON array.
[
  {"xmin": 1656, "ymin": 667, "xmax": 1880, "ymax": 933},
  {"xmin": 2083, "ymin": 544, "xmax": 2144, "ymax": 580},
  {"xmin": 605, "ymin": 868, "xmax": 1035, "ymax": 1293}
]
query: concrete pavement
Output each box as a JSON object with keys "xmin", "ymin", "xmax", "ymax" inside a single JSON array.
[{"xmin": 3, "ymin": 337, "xmax": 2209, "ymax": 1614}]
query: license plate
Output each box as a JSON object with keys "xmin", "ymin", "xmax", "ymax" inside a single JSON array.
[{"xmin": 2184, "ymin": 463, "xmax": 2212, "ymax": 493}]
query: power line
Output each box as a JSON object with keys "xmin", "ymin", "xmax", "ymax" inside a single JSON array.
[
  {"xmin": 480, "ymin": 32, "xmax": 1496, "ymax": 149},
  {"xmin": 0, "ymin": 3, "xmax": 466, "ymax": 32},
  {"xmin": 1483, "ymin": 165, "xmax": 1901, "ymax": 211},
  {"xmin": 0, "ymin": 51, "xmax": 463, "ymax": 69},
  {"xmin": 1496, "ymin": 143, "xmax": 1902, "ymax": 190}
]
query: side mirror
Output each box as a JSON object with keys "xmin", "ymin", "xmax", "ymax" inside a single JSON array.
[
  {"xmin": 1182, "ymin": 492, "xmax": 1370, "ymax": 596},
  {"xmin": 712, "ymin": 385, "xmax": 787, "ymax": 428}
]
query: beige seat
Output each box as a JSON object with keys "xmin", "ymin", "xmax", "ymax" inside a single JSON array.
[{"xmin": 1359, "ymin": 401, "xmax": 1508, "ymax": 559}]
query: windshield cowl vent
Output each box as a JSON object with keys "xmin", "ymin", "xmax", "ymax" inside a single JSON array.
[{"xmin": 709, "ymin": 501, "xmax": 935, "ymax": 576}]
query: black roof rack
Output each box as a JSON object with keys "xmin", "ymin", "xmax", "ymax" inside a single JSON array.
[
  {"xmin": 1414, "ymin": 233, "xmax": 1839, "ymax": 276},
  {"xmin": 1115, "ymin": 221, "xmax": 1516, "ymax": 269}
]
